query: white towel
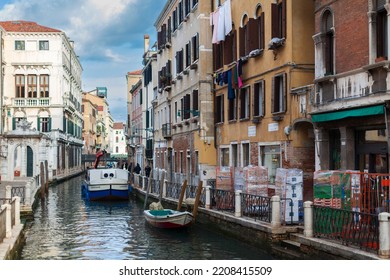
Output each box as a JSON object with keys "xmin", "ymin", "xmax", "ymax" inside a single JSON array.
[
  {"xmin": 217, "ymin": 4, "xmax": 225, "ymax": 42},
  {"xmin": 224, "ymin": 0, "xmax": 232, "ymax": 35}
]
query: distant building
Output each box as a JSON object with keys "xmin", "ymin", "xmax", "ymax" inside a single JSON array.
[
  {"xmin": 111, "ymin": 122, "xmax": 127, "ymax": 160},
  {"xmin": 0, "ymin": 20, "xmax": 83, "ymax": 180},
  {"xmin": 81, "ymin": 97, "xmax": 98, "ymax": 154}
]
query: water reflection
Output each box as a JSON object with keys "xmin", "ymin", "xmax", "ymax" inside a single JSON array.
[{"xmin": 20, "ymin": 175, "xmax": 273, "ymax": 260}]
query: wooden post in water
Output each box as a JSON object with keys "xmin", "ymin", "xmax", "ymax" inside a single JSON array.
[
  {"xmin": 158, "ymin": 171, "xmax": 165, "ymax": 203},
  {"xmin": 40, "ymin": 162, "xmax": 45, "ymax": 199},
  {"xmin": 44, "ymin": 160, "xmax": 49, "ymax": 193},
  {"xmin": 192, "ymin": 181, "xmax": 203, "ymax": 221},
  {"xmin": 177, "ymin": 180, "xmax": 187, "ymax": 211},
  {"xmin": 143, "ymin": 172, "xmax": 153, "ymax": 210}
]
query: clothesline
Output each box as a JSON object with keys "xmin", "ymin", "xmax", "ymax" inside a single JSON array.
[{"xmin": 214, "ymin": 58, "xmax": 244, "ymax": 100}]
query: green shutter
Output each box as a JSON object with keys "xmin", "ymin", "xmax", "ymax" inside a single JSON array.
[
  {"xmin": 48, "ymin": 117, "xmax": 52, "ymax": 131},
  {"xmin": 12, "ymin": 118, "xmax": 16, "ymax": 130},
  {"xmin": 37, "ymin": 117, "xmax": 40, "ymax": 131}
]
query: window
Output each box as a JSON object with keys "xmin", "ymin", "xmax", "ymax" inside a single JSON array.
[
  {"xmin": 377, "ymin": 1, "xmax": 388, "ymax": 59},
  {"xmin": 242, "ymin": 143, "xmax": 250, "ymax": 167},
  {"xmin": 260, "ymin": 145, "xmax": 281, "ymax": 184},
  {"xmin": 185, "ymin": 0, "xmax": 190, "ymax": 16},
  {"xmin": 116, "ymin": 136, "xmax": 119, "ymax": 143},
  {"xmin": 13, "ymin": 117, "xmax": 26, "ymax": 130},
  {"xmin": 224, "ymin": 30, "xmax": 236, "ymax": 65},
  {"xmin": 271, "ymin": 0, "xmax": 286, "ymax": 39},
  {"xmin": 256, "ymin": 7, "xmax": 265, "ymax": 50},
  {"xmin": 220, "ymin": 147, "xmax": 230, "ymax": 166},
  {"xmin": 231, "ymin": 143, "xmax": 238, "ymax": 167},
  {"xmin": 173, "ymin": 8, "xmax": 178, "ymax": 32},
  {"xmin": 213, "ymin": 43, "xmax": 223, "ymax": 70},
  {"xmin": 116, "ymin": 147, "xmax": 119, "ymax": 153},
  {"xmin": 38, "ymin": 117, "xmax": 51, "ymax": 132},
  {"xmin": 179, "ymin": 1, "xmax": 184, "ymax": 25},
  {"xmin": 15, "ymin": 40, "xmax": 25, "ymax": 50},
  {"xmin": 240, "ymin": 87, "xmax": 250, "ymax": 120},
  {"xmin": 39, "ymin": 40, "xmax": 49, "ymax": 50},
  {"xmin": 40, "ymin": 75, "xmax": 49, "ymax": 97},
  {"xmin": 215, "ymin": 94, "xmax": 224, "ymax": 123},
  {"xmin": 185, "ymin": 41, "xmax": 191, "ymax": 68},
  {"xmin": 183, "ymin": 94, "xmax": 191, "ymax": 119},
  {"xmin": 176, "ymin": 49, "xmax": 184, "ymax": 74},
  {"xmin": 254, "ymin": 80, "xmax": 265, "ymax": 117},
  {"xmin": 27, "ymin": 75, "xmax": 37, "ymax": 98},
  {"xmin": 192, "ymin": 0, "xmax": 198, "ymax": 8},
  {"xmin": 192, "ymin": 89, "xmax": 199, "ymax": 115},
  {"xmin": 228, "ymin": 96, "xmax": 237, "ymax": 121},
  {"xmin": 239, "ymin": 15, "xmax": 249, "ymax": 57},
  {"xmin": 192, "ymin": 33, "xmax": 199, "ymax": 62},
  {"xmin": 15, "ymin": 75, "xmax": 25, "ymax": 98},
  {"xmin": 272, "ymin": 74, "xmax": 286, "ymax": 114},
  {"xmin": 323, "ymin": 10, "xmax": 334, "ymax": 74}
]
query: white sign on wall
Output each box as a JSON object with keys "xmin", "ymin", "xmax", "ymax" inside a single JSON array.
[
  {"xmin": 268, "ymin": 123, "xmax": 279, "ymax": 132},
  {"xmin": 248, "ymin": 126, "xmax": 256, "ymax": 137}
]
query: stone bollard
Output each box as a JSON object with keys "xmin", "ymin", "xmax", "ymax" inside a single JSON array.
[
  {"xmin": 14, "ymin": 196, "xmax": 21, "ymax": 226},
  {"xmin": 304, "ymin": 201, "xmax": 314, "ymax": 237},
  {"xmin": 162, "ymin": 179, "xmax": 167, "ymax": 198},
  {"xmin": 379, "ymin": 212, "xmax": 390, "ymax": 258},
  {"xmin": 5, "ymin": 185, "xmax": 12, "ymax": 200},
  {"xmin": 205, "ymin": 186, "xmax": 211, "ymax": 209},
  {"xmin": 1, "ymin": 204, "xmax": 11, "ymax": 238},
  {"xmin": 271, "ymin": 195, "xmax": 281, "ymax": 228},
  {"xmin": 235, "ymin": 190, "xmax": 242, "ymax": 217}
]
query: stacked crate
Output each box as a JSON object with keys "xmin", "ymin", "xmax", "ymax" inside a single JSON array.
[
  {"xmin": 242, "ymin": 165, "xmax": 268, "ymax": 196},
  {"xmin": 216, "ymin": 166, "xmax": 234, "ymax": 191},
  {"xmin": 276, "ymin": 168, "xmax": 304, "ymax": 224}
]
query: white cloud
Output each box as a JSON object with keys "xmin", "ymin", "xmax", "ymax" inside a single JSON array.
[{"xmin": 0, "ymin": 0, "xmax": 164, "ymax": 122}]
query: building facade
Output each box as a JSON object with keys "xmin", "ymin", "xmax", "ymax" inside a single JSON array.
[
  {"xmin": 0, "ymin": 20, "xmax": 83, "ymax": 180},
  {"xmin": 311, "ymin": 0, "xmax": 390, "ymax": 174},
  {"xmin": 155, "ymin": 0, "xmax": 216, "ymax": 184},
  {"xmin": 81, "ymin": 97, "xmax": 98, "ymax": 154},
  {"xmin": 112, "ymin": 122, "xmax": 127, "ymax": 160},
  {"xmin": 212, "ymin": 0, "xmax": 315, "ymax": 200}
]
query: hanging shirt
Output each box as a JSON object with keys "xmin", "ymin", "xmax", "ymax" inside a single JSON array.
[
  {"xmin": 224, "ymin": 0, "xmax": 232, "ymax": 35},
  {"xmin": 227, "ymin": 70, "xmax": 235, "ymax": 100},
  {"xmin": 211, "ymin": 10, "xmax": 220, "ymax": 44},
  {"xmin": 217, "ymin": 4, "xmax": 225, "ymax": 42}
]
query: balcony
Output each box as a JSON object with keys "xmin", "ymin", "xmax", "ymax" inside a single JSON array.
[
  {"xmin": 13, "ymin": 97, "xmax": 51, "ymax": 107},
  {"xmin": 162, "ymin": 123, "xmax": 172, "ymax": 139}
]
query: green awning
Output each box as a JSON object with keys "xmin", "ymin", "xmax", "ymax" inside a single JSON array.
[{"xmin": 311, "ymin": 104, "xmax": 385, "ymax": 123}]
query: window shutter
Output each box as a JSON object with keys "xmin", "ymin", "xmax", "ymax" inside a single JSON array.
[
  {"xmin": 262, "ymin": 80, "xmax": 266, "ymax": 116},
  {"xmin": 12, "ymin": 118, "xmax": 16, "ymax": 130},
  {"xmin": 271, "ymin": 3, "xmax": 279, "ymax": 38},
  {"xmin": 249, "ymin": 18, "xmax": 259, "ymax": 52},
  {"xmin": 63, "ymin": 117, "xmax": 67, "ymax": 133},
  {"xmin": 260, "ymin": 13, "xmax": 265, "ymax": 50},
  {"xmin": 283, "ymin": 73, "xmax": 287, "ymax": 112},
  {"xmin": 254, "ymin": 84, "xmax": 259, "ymax": 116},
  {"xmin": 192, "ymin": 90, "xmax": 199, "ymax": 111},
  {"xmin": 282, "ymin": 0, "xmax": 287, "ymax": 39},
  {"xmin": 239, "ymin": 27, "xmax": 245, "ymax": 57},
  {"xmin": 271, "ymin": 76, "xmax": 275, "ymax": 113},
  {"xmin": 37, "ymin": 117, "xmax": 40, "ymax": 131}
]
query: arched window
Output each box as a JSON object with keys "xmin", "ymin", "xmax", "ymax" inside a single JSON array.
[{"xmin": 323, "ymin": 10, "xmax": 334, "ymax": 75}]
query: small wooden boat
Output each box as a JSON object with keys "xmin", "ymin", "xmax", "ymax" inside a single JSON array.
[
  {"xmin": 144, "ymin": 209, "xmax": 193, "ymax": 229},
  {"xmin": 143, "ymin": 180, "xmax": 203, "ymax": 229}
]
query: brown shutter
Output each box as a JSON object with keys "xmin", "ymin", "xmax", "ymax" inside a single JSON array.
[
  {"xmin": 271, "ymin": 76, "xmax": 275, "ymax": 113},
  {"xmin": 239, "ymin": 27, "xmax": 245, "ymax": 57},
  {"xmin": 283, "ymin": 73, "xmax": 287, "ymax": 112},
  {"xmin": 233, "ymin": 30, "xmax": 237, "ymax": 61},
  {"xmin": 271, "ymin": 3, "xmax": 278, "ymax": 38},
  {"xmin": 282, "ymin": 0, "xmax": 287, "ymax": 39},
  {"xmin": 262, "ymin": 80, "xmax": 266, "ymax": 116},
  {"xmin": 260, "ymin": 13, "xmax": 265, "ymax": 50},
  {"xmin": 193, "ymin": 90, "xmax": 198, "ymax": 111},
  {"xmin": 248, "ymin": 18, "xmax": 258, "ymax": 51}
]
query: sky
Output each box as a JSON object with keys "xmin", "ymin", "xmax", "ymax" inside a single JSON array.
[{"xmin": 0, "ymin": 0, "xmax": 167, "ymax": 123}]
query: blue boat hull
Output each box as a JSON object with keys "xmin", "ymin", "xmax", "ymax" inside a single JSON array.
[{"xmin": 82, "ymin": 183, "xmax": 132, "ymax": 201}]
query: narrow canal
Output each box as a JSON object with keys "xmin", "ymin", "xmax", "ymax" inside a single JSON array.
[{"xmin": 19, "ymin": 175, "xmax": 274, "ymax": 260}]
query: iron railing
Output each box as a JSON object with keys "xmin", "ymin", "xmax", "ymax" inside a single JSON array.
[
  {"xmin": 211, "ymin": 189, "xmax": 235, "ymax": 213},
  {"xmin": 241, "ymin": 193, "xmax": 272, "ymax": 222},
  {"xmin": 314, "ymin": 205, "xmax": 379, "ymax": 252},
  {"xmin": 166, "ymin": 182, "xmax": 182, "ymax": 200},
  {"xmin": 11, "ymin": 187, "xmax": 25, "ymax": 204}
]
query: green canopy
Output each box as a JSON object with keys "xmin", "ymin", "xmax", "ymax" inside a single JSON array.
[{"xmin": 311, "ymin": 104, "xmax": 385, "ymax": 123}]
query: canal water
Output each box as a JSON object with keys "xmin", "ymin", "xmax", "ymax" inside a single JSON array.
[{"xmin": 19, "ymin": 175, "xmax": 274, "ymax": 260}]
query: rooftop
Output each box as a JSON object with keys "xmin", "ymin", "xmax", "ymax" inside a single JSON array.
[{"xmin": 0, "ymin": 20, "xmax": 62, "ymax": 33}]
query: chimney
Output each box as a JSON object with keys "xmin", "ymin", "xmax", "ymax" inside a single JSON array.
[{"xmin": 144, "ymin": 34, "xmax": 150, "ymax": 54}]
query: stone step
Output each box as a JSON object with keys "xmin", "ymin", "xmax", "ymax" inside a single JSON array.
[
  {"xmin": 281, "ymin": 239, "xmax": 301, "ymax": 251},
  {"xmin": 271, "ymin": 244, "xmax": 303, "ymax": 260}
]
